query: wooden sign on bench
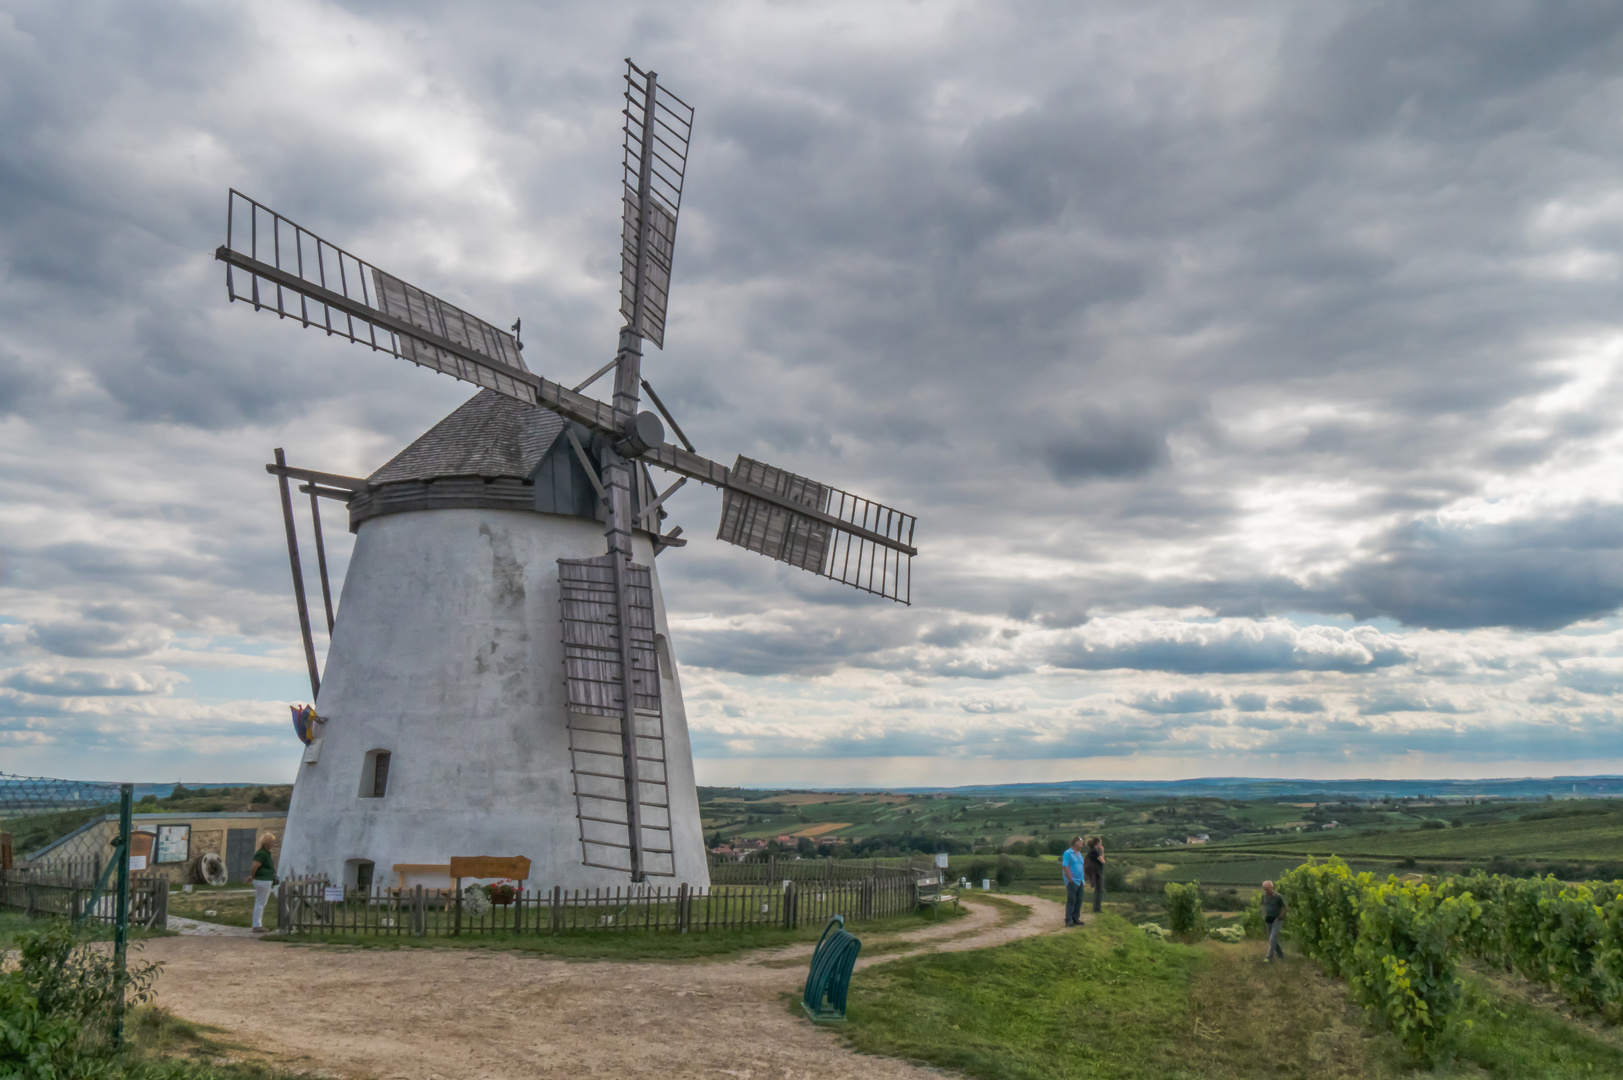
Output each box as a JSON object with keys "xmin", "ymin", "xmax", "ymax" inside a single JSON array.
[{"xmin": 449, "ymin": 855, "xmax": 531, "ymax": 881}]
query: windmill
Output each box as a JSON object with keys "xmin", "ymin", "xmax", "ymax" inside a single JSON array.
[{"xmin": 217, "ymin": 61, "xmax": 917, "ymax": 886}]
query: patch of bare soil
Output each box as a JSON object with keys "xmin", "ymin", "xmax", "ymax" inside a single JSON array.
[{"xmin": 145, "ymin": 893, "xmax": 1066, "ymax": 1079}]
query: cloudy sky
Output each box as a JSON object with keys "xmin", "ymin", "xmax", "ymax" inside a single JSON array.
[{"xmin": 5, "ymin": 0, "xmax": 1623, "ymax": 786}]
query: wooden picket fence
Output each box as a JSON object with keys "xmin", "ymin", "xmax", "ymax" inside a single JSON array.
[
  {"xmin": 276, "ymin": 874, "xmax": 918, "ymax": 937},
  {"xmin": 0, "ymin": 867, "xmax": 169, "ymax": 929}
]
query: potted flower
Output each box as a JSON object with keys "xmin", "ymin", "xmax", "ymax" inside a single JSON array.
[{"xmin": 488, "ymin": 879, "xmax": 518, "ymax": 906}]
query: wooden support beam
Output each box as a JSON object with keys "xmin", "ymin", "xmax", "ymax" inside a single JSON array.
[
  {"xmin": 274, "ymin": 448, "xmax": 321, "ymax": 700},
  {"xmin": 265, "ymin": 462, "xmax": 369, "ymax": 491},
  {"xmin": 297, "ymin": 482, "xmax": 354, "ymax": 502},
  {"xmin": 308, "ymin": 488, "xmax": 335, "ymax": 634}
]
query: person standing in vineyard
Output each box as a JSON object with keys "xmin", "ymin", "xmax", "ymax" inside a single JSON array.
[
  {"xmin": 1063, "ymin": 836, "xmax": 1088, "ymax": 927},
  {"xmin": 1261, "ymin": 880, "xmax": 1286, "ymax": 961}
]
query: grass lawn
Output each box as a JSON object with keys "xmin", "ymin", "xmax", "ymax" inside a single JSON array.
[
  {"xmin": 168, "ymin": 884, "xmax": 276, "ymax": 930},
  {"xmin": 265, "ymin": 903, "xmax": 966, "ymax": 961},
  {"xmin": 837, "ymin": 913, "xmax": 1623, "ymax": 1079}
]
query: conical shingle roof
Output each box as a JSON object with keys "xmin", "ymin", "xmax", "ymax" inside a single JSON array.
[{"xmin": 369, "ymin": 390, "xmax": 564, "ymax": 485}]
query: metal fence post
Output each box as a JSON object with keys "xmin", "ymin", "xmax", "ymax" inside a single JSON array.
[{"xmin": 112, "ymin": 783, "xmax": 133, "ymax": 1048}]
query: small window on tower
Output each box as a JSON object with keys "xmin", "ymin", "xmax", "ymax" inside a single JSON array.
[
  {"xmin": 359, "ymin": 749, "xmax": 392, "ymax": 798},
  {"xmin": 655, "ymin": 634, "xmax": 673, "ymax": 682},
  {"xmin": 346, "ymin": 858, "xmax": 375, "ymax": 892}
]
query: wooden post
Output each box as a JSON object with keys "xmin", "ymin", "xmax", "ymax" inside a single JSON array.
[
  {"xmin": 676, "ymin": 882, "xmax": 688, "ymax": 934},
  {"xmin": 0, "ymin": 833, "xmax": 11, "ymax": 871},
  {"xmin": 274, "ymin": 448, "xmax": 321, "ymax": 699},
  {"xmin": 551, "ymin": 885, "xmax": 562, "ymax": 935},
  {"xmin": 453, "ymin": 877, "xmax": 462, "ymax": 936},
  {"xmin": 307, "ymin": 487, "xmax": 335, "ymax": 634},
  {"xmin": 414, "ymin": 885, "xmax": 424, "ymax": 936}
]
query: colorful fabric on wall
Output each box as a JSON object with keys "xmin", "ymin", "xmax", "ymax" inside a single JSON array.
[{"xmin": 290, "ymin": 704, "xmax": 323, "ymax": 744}]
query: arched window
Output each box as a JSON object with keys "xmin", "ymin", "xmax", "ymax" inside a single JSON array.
[
  {"xmin": 359, "ymin": 749, "xmax": 391, "ymax": 798},
  {"xmin": 345, "ymin": 858, "xmax": 375, "ymax": 892}
]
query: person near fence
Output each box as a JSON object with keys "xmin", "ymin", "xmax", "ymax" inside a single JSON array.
[
  {"xmin": 1062, "ymin": 836, "xmax": 1088, "ymax": 927},
  {"xmin": 1261, "ymin": 879, "xmax": 1286, "ymax": 961},
  {"xmin": 1084, "ymin": 836, "xmax": 1106, "ymax": 914},
  {"xmin": 247, "ymin": 832, "xmax": 278, "ymax": 933}
]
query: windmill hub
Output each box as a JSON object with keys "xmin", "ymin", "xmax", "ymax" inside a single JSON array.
[{"xmin": 618, "ymin": 410, "xmax": 666, "ymax": 456}]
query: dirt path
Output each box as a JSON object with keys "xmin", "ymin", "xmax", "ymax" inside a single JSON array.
[{"xmin": 145, "ymin": 893, "xmax": 1064, "ymax": 1079}]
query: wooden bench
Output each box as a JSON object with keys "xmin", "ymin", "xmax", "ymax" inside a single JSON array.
[
  {"xmin": 392, "ymin": 863, "xmax": 451, "ymax": 889},
  {"xmin": 915, "ymin": 875, "xmax": 959, "ymax": 918}
]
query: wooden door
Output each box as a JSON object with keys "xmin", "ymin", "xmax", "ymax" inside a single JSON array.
[{"xmin": 225, "ymin": 828, "xmax": 257, "ymax": 882}]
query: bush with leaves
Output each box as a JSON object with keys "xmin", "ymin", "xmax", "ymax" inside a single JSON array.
[
  {"xmin": 1347, "ymin": 879, "xmax": 1477, "ymax": 1063},
  {"xmin": 1162, "ymin": 882, "xmax": 1205, "ymax": 939},
  {"xmin": 1438, "ymin": 871, "xmax": 1623, "ymax": 1020},
  {"xmin": 1280, "ymin": 857, "xmax": 1365, "ymax": 977},
  {"xmin": 1282, "ymin": 860, "xmax": 1475, "ymax": 1064},
  {"xmin": 1240, "ymin": 895, "xmax": 1266, "ymax": 940},
  {"xmin": 0, "ymin": 920, "xmax": 161, "ymax": 1078}
]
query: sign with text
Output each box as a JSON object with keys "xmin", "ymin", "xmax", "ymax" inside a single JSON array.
[
  {"xmin": 154, "ymin": 825, "xmax": 190, "ymax": 864},
  {"xmin": 449, "ymin": 855, "xmax": 531, "ymax": 881}
]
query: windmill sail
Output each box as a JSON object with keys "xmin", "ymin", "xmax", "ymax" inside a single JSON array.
[
  {"xmin": 557, "ymin": 555, "xmax": 674, "ymax": 877},
  {"xmin": 717, "ymin": 456, "xmax": 917, "ymax": 605},
  {"xmin": 215, "ymin": 190, "xmax": 535, "ymax": 405},
  {"xmin": 620, "ymin": 60, "xmax": 694, "ymax": 349}
]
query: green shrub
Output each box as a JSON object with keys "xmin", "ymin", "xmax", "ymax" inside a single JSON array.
[
  {"xmin": 1140, "ymin": 923, "xmax": 1171, "ymax": 941},
  {"xmin": 1241, "ymin": 895, "xmax": 1266, "ymax": 940},
  {"xmin": 1280, "ymin": 858, "xmax": 1364, "ymax": 978},
  {"xmin": 0, "ymin": 921, "xmax": 162, "ymax": 1077},
  {"xmin": 1209, "ymin": 925, "xmax": 1244, "ymax": 943},
  {"xmin": 1347, "ymin": 879, "xmax": 1476, "ymax": 1064},
  {"xmin": 1163, "ymin": 882, "xmax": 1205, "ymax": 939},
  {"xmin": 1282, "ymin": 859, "xmax": 1476, "ymax": 1064}
]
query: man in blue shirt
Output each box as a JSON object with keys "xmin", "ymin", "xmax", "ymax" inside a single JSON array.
[{"xmin": 1062, "ymin": 836, "xmax": 1088, "ymax": 927}]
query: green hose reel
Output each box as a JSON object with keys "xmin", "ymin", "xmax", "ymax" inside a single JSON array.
[{"xmin": 803, "ymin": 915, "xmax": 862, "ymax": 1022}]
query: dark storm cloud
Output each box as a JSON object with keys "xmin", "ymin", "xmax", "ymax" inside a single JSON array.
[
  {"xmin": 1330, "ymin": 506, "xmax": 1623, "ymax": 631},
  {"xmin": 1039, "ymin": 408, "xmax": 1174, "ymax": 483}
]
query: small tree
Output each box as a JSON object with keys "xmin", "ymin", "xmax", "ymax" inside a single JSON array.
[{"xmin": 1164, "ymin": 882, "xmax": 1205, "ymax": 939}]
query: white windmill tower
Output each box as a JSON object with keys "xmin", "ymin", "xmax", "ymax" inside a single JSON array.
[{"xmin": 217, "ymin": 61, "xmax": 918, "ymax": 891}]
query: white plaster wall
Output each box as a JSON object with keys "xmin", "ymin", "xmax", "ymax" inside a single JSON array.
[{"xmin": 279, "ymin": 507, "xmax": 710, "ymax": 890}]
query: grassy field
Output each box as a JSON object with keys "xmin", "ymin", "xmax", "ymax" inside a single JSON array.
[
  {"xmin": 167, "ymin": 884, "xmax": 278, "ymax": 929},
  {"xmin": 1202, "ymin": 808, "xmax": 1623, "ymax": 863},
  {"xmin": 839, "ymin": 914, "xmax": 1623, "ymax": 1079},
  {"xmin": 699, "ymin": 788, "xmax": 1623, "ymax": 893}
]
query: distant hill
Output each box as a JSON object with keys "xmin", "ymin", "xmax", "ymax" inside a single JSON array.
[{"xmin": 882, "ymin": 776, "xmax": 1623, "ymax": 801}]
